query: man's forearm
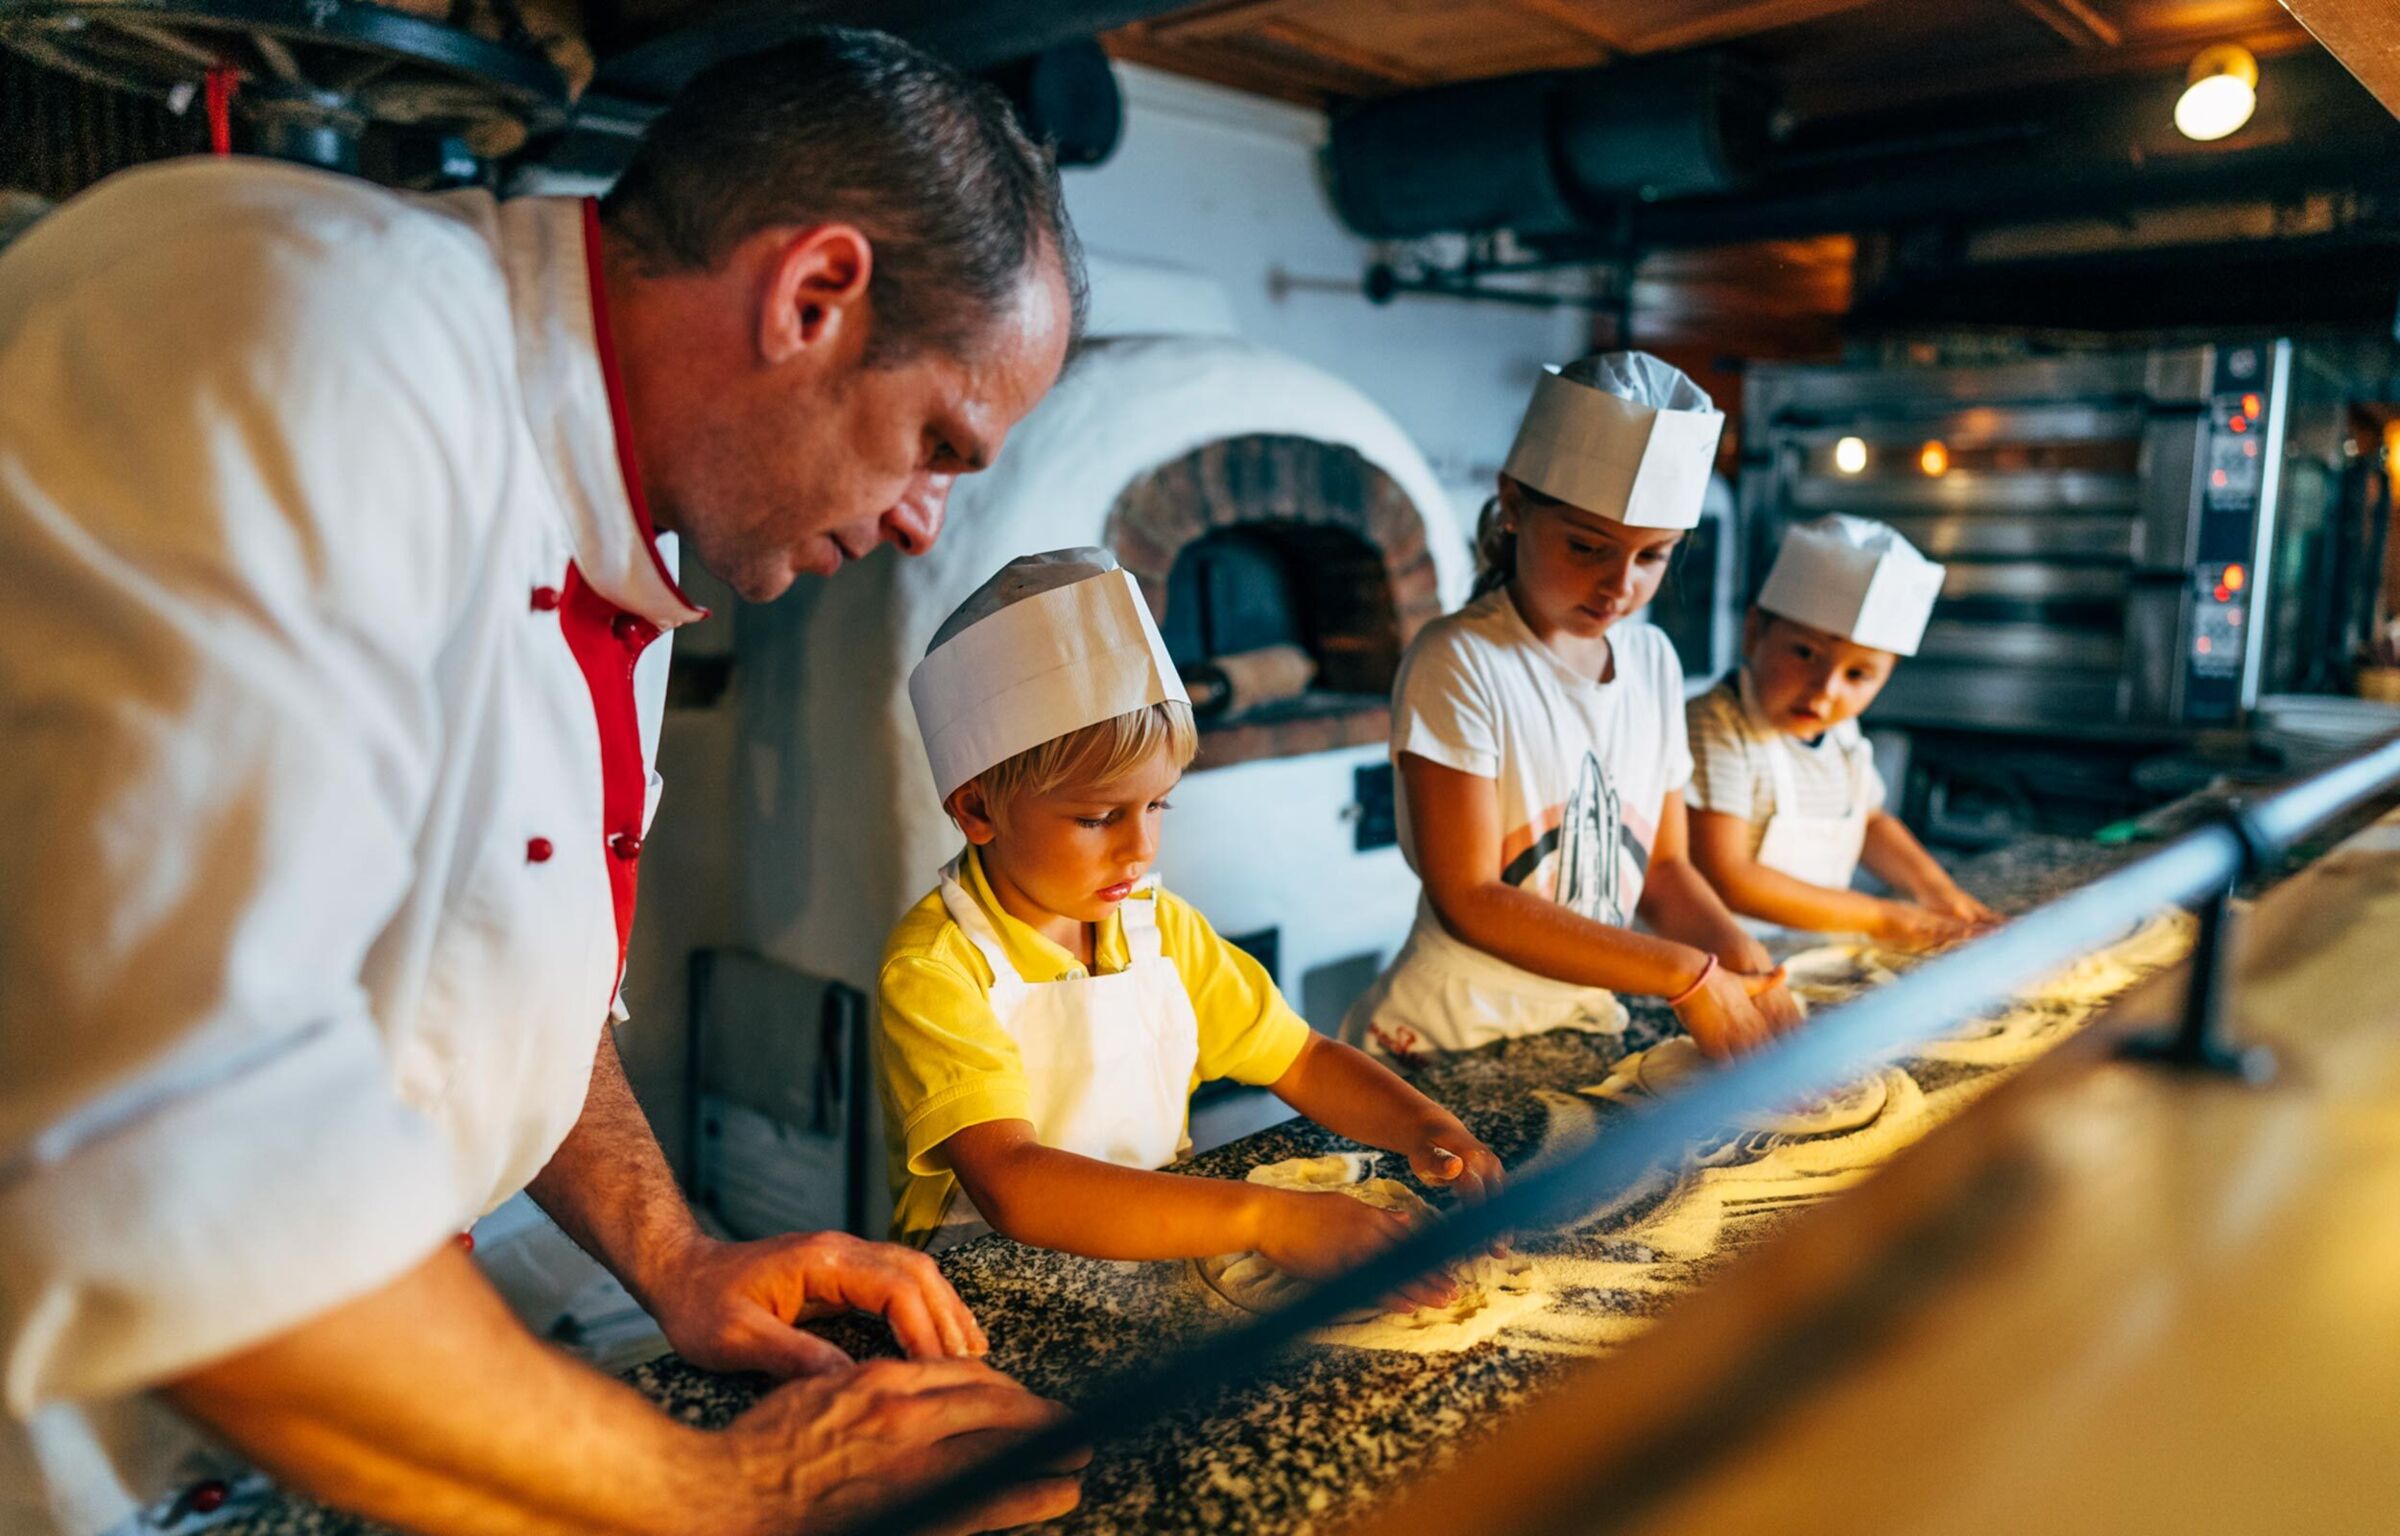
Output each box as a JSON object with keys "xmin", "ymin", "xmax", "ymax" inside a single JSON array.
[
  {"xmin": 167, "ymin": 1246, "xmax": 756, "ymax": 1536},
  {"xmin": 526, "ymin": 1027, "xmax": 703, "ymax": 1314}
]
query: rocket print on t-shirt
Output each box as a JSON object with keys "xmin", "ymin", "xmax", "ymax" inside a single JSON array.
[{"xmin": 1498, "ymin": 751, "xmax": 1656, "ymax": 927}]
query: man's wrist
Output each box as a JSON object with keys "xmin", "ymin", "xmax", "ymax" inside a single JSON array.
[{"xmin": 616, "ymin": 1211, "xmax": 715, "ymax": 1321}]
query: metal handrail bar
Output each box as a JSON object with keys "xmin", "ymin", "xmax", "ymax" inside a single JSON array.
[{"xmin": 862, "ymin": 730, "xmax": 2400, "ymax": 1535}]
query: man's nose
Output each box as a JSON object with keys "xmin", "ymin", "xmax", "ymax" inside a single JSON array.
[{"xmin": 881, "ymin": 475, "xmax": 953, "ymax": 557}]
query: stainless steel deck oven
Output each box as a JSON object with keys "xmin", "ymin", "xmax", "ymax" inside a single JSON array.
[{"xmin": 1739, "ymin": 341, "xmax": 2359, "ymax": 738}]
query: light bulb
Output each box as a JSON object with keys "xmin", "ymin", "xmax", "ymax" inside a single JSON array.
[
  {"xmin": 1834, "ymin": 436, "xmax": 1868, "ymax": 474},
  {"xmin": 1919, "ymin": 440, "xmax": 1949, "ymax": 477},
  {"xmin": 2175, "ymin": 45, "xmax": 2258, "ymax": 142}
]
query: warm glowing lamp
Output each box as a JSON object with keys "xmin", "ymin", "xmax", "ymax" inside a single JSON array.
[
  {"xmin": 1918, "ymin": 440, "xmax": 1949, "ymax": 477},
  {"xmin": 1834, "ymin": 436, "xmax": 1868, "ymax": 474},
  {"xmin": 2175, "ymin": 45, "xmax": 2258, "ymax": 142}
]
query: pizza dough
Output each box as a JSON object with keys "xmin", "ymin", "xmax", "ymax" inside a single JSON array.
[
  {"xmin": 1626, "ymin": 1036, "xmax": 1891, "ymax": 1137},
  {"xmin": 1194, "ymin": 1154, "xmax": 1557, "ymax": 1353},
  {"xmin": 2014, "ymin": 912, "xmax": 2193, "ymax": 1006},
  {"xmin": 1779, "ymin": 945, "xmax": 1899, "ymax": 1009},
  {"xmin": 1241, "ymin": 1152, "xmax": 1382, "ymax": 1192}
]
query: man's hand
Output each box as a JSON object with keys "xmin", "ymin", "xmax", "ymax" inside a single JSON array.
[
  {"xmin": 648, "ymin": 1229, "xmax": 989, "ymax": 1378},
  {"xmin": 724, "ymin": 1357, "xmax": 1085, "ymax": 1536}
]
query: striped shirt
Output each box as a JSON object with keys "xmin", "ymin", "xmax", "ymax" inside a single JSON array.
[{"xmin": 1685, "ymin": 674, "xmax": 1884, "ymax": 853}]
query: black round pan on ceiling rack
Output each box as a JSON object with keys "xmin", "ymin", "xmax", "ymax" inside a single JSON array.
[{"xmin": 0, "ymin": 0, "xmax": 566, "ymax": 167}]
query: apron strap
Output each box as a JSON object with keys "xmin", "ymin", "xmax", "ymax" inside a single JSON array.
[
  {"xmin": 936, "ymin": 856, "xmax": 1027, "ymax": 985},
  {"xmin": 1763, "ymin": 724, "xmax": 1874, "ymax": 822},
  {"xmin": 1117, "ymin": 876, "xmax": 1168, "ymax": 964}
]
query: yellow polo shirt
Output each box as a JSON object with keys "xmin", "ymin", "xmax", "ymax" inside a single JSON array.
[{"xmin": 876, "ymin": 847, "xmax": 1313, "ymax": 1245}]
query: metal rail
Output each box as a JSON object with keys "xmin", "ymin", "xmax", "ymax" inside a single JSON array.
[{"xmin": 860, "ymin": 729, "xmax": 2400, "ymax": 1536}]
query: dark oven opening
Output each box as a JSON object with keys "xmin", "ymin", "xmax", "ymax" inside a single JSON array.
[{"xmin": 1107, "ymin": 433, "xmax": 1445, "ymax": 770}]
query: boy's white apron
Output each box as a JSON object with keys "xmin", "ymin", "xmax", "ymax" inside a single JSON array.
[
  {"xmin": 926, "ymin": 857, "xmax": 1200, "ymax": 1248},
  {"xmin": 1744, "ymin": 718, "xmax": 1877, "ymax": 941}
]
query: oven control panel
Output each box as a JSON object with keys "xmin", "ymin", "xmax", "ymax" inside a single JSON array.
[
  {"xmin": 2188, "ymin": 561, "xmax": 2249, "ymax": 682},
  {"xmin": 2183, "ymin": 344, "xmax": 2277, "ymax": 722}
]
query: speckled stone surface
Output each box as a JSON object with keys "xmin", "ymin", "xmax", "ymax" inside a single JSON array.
[{"xmin": 218, "ymin": 834, "xmax": 2169, "ymax": 1536}]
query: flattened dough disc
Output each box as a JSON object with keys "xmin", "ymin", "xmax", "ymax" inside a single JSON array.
[{"xmin": 1633, "ymin": 1036, "xmax": 1889, "ymax": 1136}]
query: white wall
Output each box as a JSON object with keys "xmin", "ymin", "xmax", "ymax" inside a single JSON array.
[{"xmin": 1064, "ymin": 64, "xmax": 1591, "ymax": 526}]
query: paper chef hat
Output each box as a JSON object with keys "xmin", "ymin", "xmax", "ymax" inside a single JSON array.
[
  {"xmin": 1755, "ymin": 514, "xmax": 1948, "ymax": 657},
  {"xmin": 1501, "ymin": 351, "xmax": 1726, "ymax": 530},
  {"xmin": 910, "ymin": 548, "xmax": 1190, "ymax": 801}
]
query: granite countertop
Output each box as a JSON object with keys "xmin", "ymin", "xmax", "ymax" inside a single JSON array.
[{"xmin": 222, "ymin": 833, "xmax": 2173, "ymax": 1536}]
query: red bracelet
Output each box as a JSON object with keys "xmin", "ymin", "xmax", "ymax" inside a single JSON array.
[{"xmin": 1666, "ymin": 953, "xmax": 1718, "ymax": 1009}]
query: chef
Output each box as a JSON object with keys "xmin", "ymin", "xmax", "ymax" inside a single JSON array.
[{"xmin": 1, "ymin": 28, "xmax": 1083, "ymax": 1536}]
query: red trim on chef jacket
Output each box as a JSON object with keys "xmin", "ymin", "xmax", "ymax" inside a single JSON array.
[
  {"xmin": 554, "ymin": 197, "xmax": 701, "ymax": 976},
  {"xmin": 557, "ymin": 567, "xmax": 651, "ymax": 974}
]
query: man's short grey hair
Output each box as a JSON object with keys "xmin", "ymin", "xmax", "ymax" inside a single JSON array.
[{"xmin": 602, "ymin": 26, "xmax": 1087, "ymax": 362}]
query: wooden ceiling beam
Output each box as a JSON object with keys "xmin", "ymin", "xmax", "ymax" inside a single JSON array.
[
  {"xmin": 1146, "ymin": 0, "xmax": 1303, "ymax": 42},
  {"xmin": 1628, "ymin": 0, "xmax": 1890, "ymax": 56},
  {"xmin": 2279, "ymin": 0, "xmax": 2400, "ymax": 119},
  {"xmin": 1500, "ymin": 0, "xmax": 1629, "ymax": 56},
  {"xmin": 1779, "ymin": 20, "xmax": 2316, "ymax": 116},
  {"xmin": 1254, "ymin": 16, "xmax": 1437, "ymax": 86},
  {"xmin": 2011, "ymin": 0, "xmax": 2124, "ymax": 50}
]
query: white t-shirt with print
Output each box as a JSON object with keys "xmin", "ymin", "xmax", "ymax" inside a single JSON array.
[{"xmin": 1393, "ymin": 590, "xmax": 1694, "ymax": 928}]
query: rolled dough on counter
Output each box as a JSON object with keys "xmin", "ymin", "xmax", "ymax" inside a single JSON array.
[{"xmin": 1194, "ymin": 1154, "xmax": 1556, "ymax": 1354}]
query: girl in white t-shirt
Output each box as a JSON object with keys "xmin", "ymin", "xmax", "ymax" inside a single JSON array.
[{"xmin": 1347, "ymin": 353, "xmax": 1802, "ymax": 1062}]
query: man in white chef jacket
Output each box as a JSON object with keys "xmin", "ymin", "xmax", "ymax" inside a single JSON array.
[{"xmin": 0, "ymin": 28, "xmax": 1088, "ymax": 1536}]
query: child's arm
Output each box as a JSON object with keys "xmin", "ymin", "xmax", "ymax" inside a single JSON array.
[
  {"xmin": 1267, "ymin": 1032, "xmax": 1504, "ymax": 1202},
  {"xmin": 1637, "ymin": 790, "xmax": 1779, "ymax": 974},
  {"xmin": 940, "ymin": 1121, "xmax": 1456, "ymax": 1307},
  {"xmin": 1403, "ymin": 755, "xmax": 1796, "ymax": 1057},
  {"xmin": 1686, "ymin": 805, "xmax": 1958, "ymax": 949},
  {"xmin": 1861, "ymin": 811, "xmax": 2001, "ymax": 929}
]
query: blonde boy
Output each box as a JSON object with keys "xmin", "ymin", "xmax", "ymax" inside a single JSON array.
[
  {"xmin": 1686, "ymin": 515, "xmax": 1999, "ymax": 948},
  {"xmin": 878, "ymin": 550, "xmax": 1498, "ymax": 1300}
]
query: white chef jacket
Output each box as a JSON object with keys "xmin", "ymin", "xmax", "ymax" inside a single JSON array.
[{"xmin": 0, "ymin": 158, "xmax": 704, "ymax": 1535}]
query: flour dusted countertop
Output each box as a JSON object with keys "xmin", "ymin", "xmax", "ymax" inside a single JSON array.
[{"xmin": 218, "ymin": 833, "xmax": 2182, "ymax": 1536}]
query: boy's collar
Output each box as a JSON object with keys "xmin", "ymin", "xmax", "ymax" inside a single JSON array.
[{"xmin": 959, "ymin": 845, "xmax": 1132, "ymax": 982}]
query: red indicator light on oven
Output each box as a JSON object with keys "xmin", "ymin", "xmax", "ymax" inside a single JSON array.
[
  {"xmin": 2224, "ymin": 564, "xmax": 2246, "ymax": 592},
  {"xmin": 2228, "ymin": 414, "xmax": 2249, "ymax": 433},
  {"xmin": 2197, "ymin": 635, "xmax": 2214, "ymax": 655},
  {"xmin": 2211, "ymin": 469, "xmax": 2229, "ymax": 488},
  {"xmin": 2242, "ymin": 393, "xmax": 2262, "ymax": 418},
  {"xmin": 2214, "ymin": 585, "xmax": 2231, "ymax": 602}
]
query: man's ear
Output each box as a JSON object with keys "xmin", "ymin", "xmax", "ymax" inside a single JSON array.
[
  {"xmin": 757, "ymin": 224, "xmax": 874, "ymax": 365},
  {"xmin": 1741, "ymin": 605, "xmax": 1766, "ymax": 654},
  {"xmin": 946, "ymin": 783, "xmax": 1001, "ymax": 846}
]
